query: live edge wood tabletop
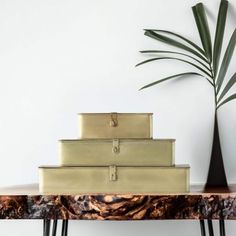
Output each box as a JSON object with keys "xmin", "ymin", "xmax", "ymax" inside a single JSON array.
[
  {"xmin": 0, "ymin": 184, "xmax": 236, "ymax": 220},
  {"xmin": 0, "ymin": 184, "xmax": 236, "ymax": 236}
]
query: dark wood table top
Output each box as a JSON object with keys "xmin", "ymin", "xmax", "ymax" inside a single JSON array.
[{"xmin": 0, "ymin": 184, "xmax": 236, "ymax": 220}]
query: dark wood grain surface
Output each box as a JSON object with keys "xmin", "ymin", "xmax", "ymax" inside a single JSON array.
[{"xmin": 0, "ymin": 184, "xmax": 236, "ymax": 220}]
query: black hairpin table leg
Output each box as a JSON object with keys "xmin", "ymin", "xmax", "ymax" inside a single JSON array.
[
  {"xmin": 52, "ymin": 220, "xmax": 58, "ymax": 236},
  {"xmin": 43, "ymin": 219, "xmax": 51, "ymax": 236},
  {"xmin": 199, "ymin": 220, "xmax": 206, "ymax": 236},
  {"xmin": 61, "ymin": 220, "xmax": 69, "ymax": 236},
  {"xmin": 43, "ymin": 220, "xmax": 59, "ymax": 236},
  {"xmin": 219, "ymin": 220, "xmax": 226, "ymax": 236},
  {"xmin": 208, "ymin": 220, "xmax": 214, "ymax": 236},
  {"xmin": 200, "ymin": 220, "xmax": 226, "ymax": 236}
]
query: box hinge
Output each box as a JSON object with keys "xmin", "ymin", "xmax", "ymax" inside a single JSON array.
[
  {"xmin": 109, "ymin": 166, "xmax": 117, "ymax": 181},
  {"xmin": 109, "ymin": 112, "xmax": 118, "ymax": 127},
  {"xmin": 112, "ymin": 139, "xmax": 120, "ymax": 154}
]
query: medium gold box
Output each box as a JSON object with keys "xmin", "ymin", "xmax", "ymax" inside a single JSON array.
[
  {"xmin": 39, "ymin": 165, "xmax": 189, "ymax": 194},
  {"xmin": 78, "ymin": 113, "xmax": 153, "ymax": 139},
  {"xmin": 59, "ymin": 139, "xmax": 175, "ymax": 166}
]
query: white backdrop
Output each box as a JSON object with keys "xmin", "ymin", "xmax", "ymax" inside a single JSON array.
[{"xmin": 0, "ymin": 0, "xmax": 236, "ymax": 235}]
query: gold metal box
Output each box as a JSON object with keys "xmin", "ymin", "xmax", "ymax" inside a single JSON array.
[
  {"xmin": 59, "ymin": 139, "xmax": 175, "ymax": 166},
  {"xmin": 39, "ymin": 165, "xmax": 189, "ymax": 194},
  {"xmin": 78, "ymin": 113, "xmax": 153, "ymax": 139}
]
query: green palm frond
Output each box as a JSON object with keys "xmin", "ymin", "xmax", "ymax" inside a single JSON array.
[
  {"xmin": 213, "ymin": 0, "xmax": 228, "ymax": 76},
  {"xmin": 216, "ymin": 29, "xmax": 236, "ymax": 94},
  {"xmin": 136, "ymin": 56, "xmax": 212, "ymax": 79},
  {"xmin": 217, "ymin": 93, "xmax": 236, "ymax": 108},
  {"xmin": 192, "ymin": 3, "xmax": 212, "ymax": 62},
  {"xmin": 139, "ymin": 72, "xmax": 205, "ymax": 90},
  {"xmin": 218, "ymin": 73, "xmax": 236, "ymax": 102},
  {"xmin": 140, "ymin": 50, "xmax": 210, "ymax": 71},
  {"xmin": 144, "ymin": 30, "xmax": 208, "ymax": 63},
  {"xmin": 147, "ymin": 30, "xmax": 206, "ymax": 56},
  {"xmin": 138, "ymin": 0, "xmax": 236, "ymax": 110}
]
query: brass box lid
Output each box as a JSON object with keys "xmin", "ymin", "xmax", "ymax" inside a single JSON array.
[{"xmin": 78, "ymin": 113, "xmax": 153, "ymax": 139}]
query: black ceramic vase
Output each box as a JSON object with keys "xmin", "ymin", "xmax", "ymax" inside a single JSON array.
[{"xmin": 206, "ymin": 114, "xmax": 228, "ymax": 188}]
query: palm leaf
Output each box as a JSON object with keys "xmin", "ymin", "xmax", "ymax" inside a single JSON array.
[
  {"xmin": 192, "ymin": 3, "xmax": 212, "ymax": 62},
  {"xmin": 140, "ymin": 72, "xmax": 204, "ymax": 90},
  {"xmin": 140, "ymin": 50, "xmax": 211, "ymax": 71},
  {"xmin": 148, "ymin": 30, "xmax": 206, "ymax": 56},
  {"xmin": 218, "ymin": 72, "xmax": 236, "ymax": 102},
  {"xmin": 217, "ymin": 93, "xmax": 236, "ymax": 108},
  {"xmin": 216, "ymin": 29, "xmax": 236, "ymax": 93},
  {"xmin": 136, "ymin": 56, "xmax": 213, "ymax": 79},
  {"xmin": 213, "ymin": 0, "xmax": 228, "ymax": 76},
  {"xmin": 144, "ymin": 30, "xmax": 208, "ymax": 63}
]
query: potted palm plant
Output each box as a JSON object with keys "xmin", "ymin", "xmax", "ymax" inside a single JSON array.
[{"xmin": 136, "ymin": 0, "xmax": 236, "ymax": 188}]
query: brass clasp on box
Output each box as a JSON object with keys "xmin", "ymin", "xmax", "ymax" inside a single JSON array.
[
  {"xmin": 112, "ymin": 139, "xmax": 120, "ymax": 154},
  {"xmin": 109, "ymin": 112, "xmax": 118, "ymax": 127},
  {"xmin": 109, "ymin": 166, "xmax": 117, "ymax": 181}
]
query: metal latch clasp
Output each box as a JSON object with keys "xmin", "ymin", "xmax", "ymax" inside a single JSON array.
[
  {"xmin": 109, "ymin": 166, "xmax": 117, "ymax": 181},
  {"xmin": 112, "ymin": 139, "xmax": 120, "ymax": 154},
  {"xmin": 109, "ymin": 112, "xmax": 118, "ymax": 127}
]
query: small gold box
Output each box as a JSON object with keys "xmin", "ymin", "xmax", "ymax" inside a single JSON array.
[
  {"xmin": 39, "ymin": 165, "xmax": 189, "ymax": 194},
  {"xmin": 78, "ymin": 113, "xmax": 153, "ymax": 139},
  {"xmin": 59, "ymin": 139, "xmax": 175, "ymax": 166}
]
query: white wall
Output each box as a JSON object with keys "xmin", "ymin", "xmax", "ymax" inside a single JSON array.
[{"xmin": 0, "ymin": 0, "xmax": 236, "ymax": 235}]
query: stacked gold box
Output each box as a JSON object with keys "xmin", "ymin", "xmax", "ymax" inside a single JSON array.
[{"xmin": 39, "ymin": 113, "xmax": 190, "ymax": 194}]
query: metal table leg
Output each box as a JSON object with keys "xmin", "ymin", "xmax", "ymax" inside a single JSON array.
[
  {"xmin": 199, "ymin": 220, "xmax": 206, "ymax": 236},
  {"xmin": 43, "ymin": 220, "xmax": 60, "ymax": 236},
  {"xmin": 43, "ymin": 219, "xmax": 51, "ymax": 236},
  {"xmin": 200, "ymin": 220, "xmax": 226, "ymax": 236},
  {"xmin": 44, "ymin": 219, "xmax": 225, "ymax": 236},
  {"xmin": 52, "ymin": 220, "xmax": 58, "ymax": 236},
  {"xmin": 208, "ymin": 220, "xmax": 214, "ymax": 236},
  {"xmin": 61, "ymin": 220, "xmax": 69, "ymax": 236},
  {"xmin": 219, "ymin": 220, "xmax": 226, "ymax": 236}
]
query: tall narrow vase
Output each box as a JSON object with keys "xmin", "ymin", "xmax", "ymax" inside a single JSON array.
[{"xmin": 206, "ymin": 114, "xmax": 228, "ymax": 188}]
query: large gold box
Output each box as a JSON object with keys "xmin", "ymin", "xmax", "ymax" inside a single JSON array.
[
  {"xmin": 78, "ymin": 113, "xmax": 153, "ymax": 139},
  {"xmin": 39, "ymin": 165, "xmax": 189, "ymax": 194},
  {"xmin": 59, "ymin": 139, "xmax": 175, "ymax": 166}
]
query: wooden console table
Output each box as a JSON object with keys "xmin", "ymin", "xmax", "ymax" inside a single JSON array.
[{"xmin": 0, "ymin": 184, "xmax": 236, "ymax": 236}]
